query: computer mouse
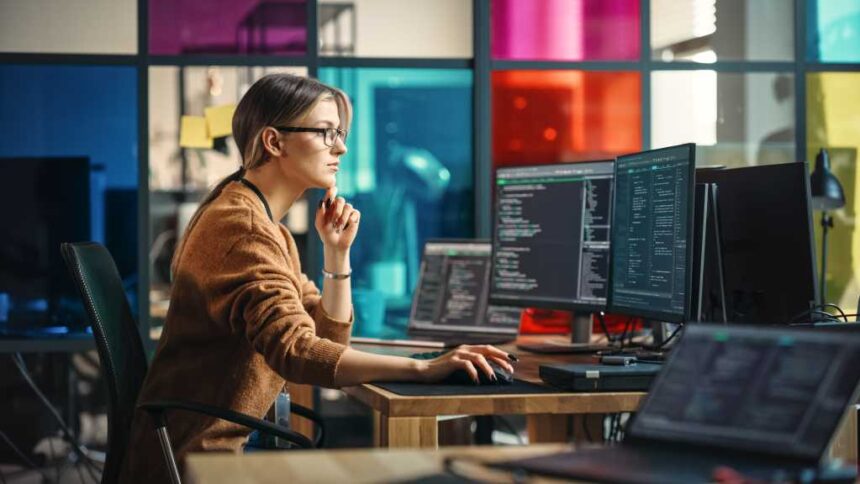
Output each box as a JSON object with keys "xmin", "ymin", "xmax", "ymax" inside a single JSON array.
[{"xmin": 442, "ymin": 361, "xmax": 513, "ymax": 385}]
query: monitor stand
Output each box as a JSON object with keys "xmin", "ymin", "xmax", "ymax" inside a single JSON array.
[{"xmin": 516, "ymin": 313, "xmax": 610, "ymax": 354}]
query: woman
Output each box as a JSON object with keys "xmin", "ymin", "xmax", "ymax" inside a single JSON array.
[{"xmin": 121, "ymin": 74, "xmax": 513, "ymax": 482}]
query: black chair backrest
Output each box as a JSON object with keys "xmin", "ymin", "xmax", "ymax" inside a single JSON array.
[{"xmin": 61, "ymin": 242, "xmax": 148, "ymax": 484}]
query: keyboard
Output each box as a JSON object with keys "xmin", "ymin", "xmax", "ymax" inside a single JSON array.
[{"xmin": 409, "ymin": 351, "xmax": 447, "ymax": 360}]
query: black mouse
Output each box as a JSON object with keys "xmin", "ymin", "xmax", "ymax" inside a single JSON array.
[{"xmin": 442, "ymin": 361, "xmax": 513, "ymax": 385}]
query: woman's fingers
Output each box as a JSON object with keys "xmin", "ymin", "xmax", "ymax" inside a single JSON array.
[
  {"xmin": 450, "ymin": 356, "xmax": 479, "ymax": 383},
  {"xmin": 487, "ymin": 355, "xmax": 514, "ymax": 374},
  {"xmin": 456, "ymin": 350, "xmax": 496, "ymax": 381},
  {"xmin": 335, "ymin": 203, "xmax": 354, "ymax": 231},
  {"xmin": 343, "ymin": 210, "xmax": 360, "ymax": 231}
]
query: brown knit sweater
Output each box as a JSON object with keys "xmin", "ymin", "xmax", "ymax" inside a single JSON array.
[{"xmin": 120, "ymin": 181, "xmax": 352, "ymax": 483}]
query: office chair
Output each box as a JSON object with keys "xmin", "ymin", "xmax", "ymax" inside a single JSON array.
[{"xmin": 61, "ymin": 242, "xmax": 324, "ymax": 484}]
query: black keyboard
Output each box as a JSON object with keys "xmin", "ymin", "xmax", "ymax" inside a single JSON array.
[{"xmin": 409, "ymin": 351, "xmax": 447, "ymax": 360}]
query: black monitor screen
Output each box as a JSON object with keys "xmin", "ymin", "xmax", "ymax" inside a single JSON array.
[
  {"xmin": 697, "ymin": 163, "xmax": 818, "ymax": 324},
  {"xmin": 608, "ymin": 144, "xmax": 695, "ymax": 322},
  {"xmin": 490, "ymin": 160, "xmax": 613, "ymax": 311},
  {"xmin": 0, "ymin": 157, "xmax": 91, "ymax": 329},
  {"xmin": 410, "ymin": 240, "xmax": 521, "ymax": 334},
  {"xmin": 630, "ymin": 324, "xmax": 860, "ymax": 461}
]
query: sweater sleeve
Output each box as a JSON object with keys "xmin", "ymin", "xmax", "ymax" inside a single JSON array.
[
  {"xmin": 280, "ymin": 225, "xmax": 354, "ymax": 345},
  {"xmin": 207, "ymin": 232, "xmax": 347, "ymax": 388},
  {"xmin": 296, "ymin": 273, "xmax": 354, "ymax": 345}
]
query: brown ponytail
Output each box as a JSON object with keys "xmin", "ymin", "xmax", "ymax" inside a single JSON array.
[{"xmin": 170, "ymin": 74, "xmax": 351, "ymax": 275}]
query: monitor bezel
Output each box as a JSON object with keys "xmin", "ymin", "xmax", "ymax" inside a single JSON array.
[
  {"xmin": 606, "ymin": 143, "xmax": 696, "ymax": 323},
  {"xmin": 488, "ymin": 159, "xmax": 615, "ymax": 313}
]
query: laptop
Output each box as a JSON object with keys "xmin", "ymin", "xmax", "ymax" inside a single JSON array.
[
  {"xmin": 352, "ymin": 240, "xmax": 521, "ymax": 348},
  {"xmin": 495, "ymin": 324, "xmax": 860, "ymax": 483}
]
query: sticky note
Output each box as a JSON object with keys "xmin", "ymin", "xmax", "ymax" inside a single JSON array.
[
  {"xmin": 179, "ymin": 116, "xmax": 213, "ymax": 149},
  {"xmin": 204, "ymin": 104, "xmax": 236, "ymax": 138}
]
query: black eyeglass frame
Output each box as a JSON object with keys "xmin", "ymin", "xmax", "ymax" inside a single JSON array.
[{"xmin": 274, "ymin": 126, "xmax": 348, "ymax": 147}]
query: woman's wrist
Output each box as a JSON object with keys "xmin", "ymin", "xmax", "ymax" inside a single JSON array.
[
  {"xmin": 411, "ymin": 358, "xmax": 429, "ymax": 382},
  {"xmin": 323, "ymin": 248, "xmax": 351, "ymax": 273}
]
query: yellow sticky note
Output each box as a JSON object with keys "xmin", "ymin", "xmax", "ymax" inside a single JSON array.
[
  {"xmin": 179, "ymin": 116, "xmax": 213, "ymax": 149},
  {"xmin": 204, "ymin": 104, "xmax": 236, "ymax": 138}
]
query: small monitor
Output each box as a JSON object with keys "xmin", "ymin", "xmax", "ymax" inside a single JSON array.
[
  {"xmin": 697, "ymin": 162, "xmax": 818, "ymax": 324},
  {"xmin": 409, "ymin": 240, "xmax": 520, "ymax": 336},
  {"xmin": 608, "ymin": 144, "xmax": 696, "ymax": 322},
  {"xmin": 489, "ymin": 160, "xmax": 614, "ymax": 311},
  {"xmin": 0, "ymin": 157, "xmax": 91, "ymax": 330}
]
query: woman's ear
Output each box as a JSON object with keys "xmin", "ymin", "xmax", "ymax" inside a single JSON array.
[{"xmin": 261, "ymin": 127, "xmax": 285, "ymax": 158}]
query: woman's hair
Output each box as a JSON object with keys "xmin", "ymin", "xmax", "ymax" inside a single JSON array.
[{"xmin": 171, "ymin": 74, "xmax": 352, "ymax": 273}]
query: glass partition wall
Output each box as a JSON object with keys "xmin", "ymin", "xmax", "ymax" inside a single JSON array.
[{"xmin": 1, "ymin": 0, "xmax": 857, "ymax": 339}]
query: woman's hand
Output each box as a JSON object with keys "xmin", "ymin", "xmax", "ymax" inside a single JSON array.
[
  {"xmin": 315, "ymin": 186, "xmax": 360, "ymax": 252},
  {"xmin": 416, "ymin": 345, "xmax": 515, "ymax": 384}
]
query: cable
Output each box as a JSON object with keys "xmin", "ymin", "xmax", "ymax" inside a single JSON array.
[
  {"xmin": 11, "ymin": 354, "xmax": 102, "ymax": 483},
  {"xmin": 0, "ymin": 429, "xmax": 52, "ymax": 483},
  {"xmin": 818, "ymin": 303, "xmax": 848, "ymax": 322},
  {"xmin": 596, "ymin": 312, "xmax": 615, "ymax": 344},
  {"xmin": 787, "ymin": 304, "xmax": 847, "ymax": 325},
  {"xmin": 656, "ymin": 325, "xmax": 683, "ymax": 350}
]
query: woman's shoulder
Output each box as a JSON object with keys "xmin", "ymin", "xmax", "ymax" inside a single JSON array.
[{"xmin": 190, "ymin": 184, "xmax": 281, "ymax": 250}]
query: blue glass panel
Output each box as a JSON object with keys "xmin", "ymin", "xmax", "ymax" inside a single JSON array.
[
  {"xmin": 808, "ymin": 0, "xmax": 860, "ymax": 62},
  {"xmin": 318, "ymin": 68, "xmax": 474, "ymax": 338},
  {"xmin": 0, "ymin": 65, "xmax": 139, "ymax": 331}
]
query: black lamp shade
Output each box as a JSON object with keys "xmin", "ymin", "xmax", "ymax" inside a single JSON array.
[{"xmin": 810, "ymin": 148, "xmax": 845, "ymax": 211}]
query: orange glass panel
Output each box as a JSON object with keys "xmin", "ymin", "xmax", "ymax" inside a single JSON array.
[{"xmin": 492, "ymin": 70, "xmax": 641, "ymax": 168}]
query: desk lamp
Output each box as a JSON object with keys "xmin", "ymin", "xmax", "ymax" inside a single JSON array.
[{"xmin": 810, "ymin": 148, "xmax": 845, "ymax": 305}]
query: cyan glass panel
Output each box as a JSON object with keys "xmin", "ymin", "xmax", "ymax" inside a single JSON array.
[
  {"xmin": 318, "ymin": 68, "xmax": 474, "ymax": 338},
  {"xmin": 0, "ymin": 65, "xmax": 139, "ymax": 329},
  {"xmin": 808, "ymin": 0, "xmax": 860, "ymax": 62}
]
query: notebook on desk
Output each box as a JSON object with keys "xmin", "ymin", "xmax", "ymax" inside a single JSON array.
[
  {"xmin": 494, "ymin": 324, "xmax": 860, "ymax": 483},
  {"xmin": 352, "ymin": 240, "xmax": 521, "ymax": 348}
]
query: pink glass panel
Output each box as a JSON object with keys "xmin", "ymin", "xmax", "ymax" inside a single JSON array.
[
  {"xmin": 492, "ymin": 0, "xmax": 640, "ymax": 61},
  {"xmin": 149, "ymin": 0, "xmax": 307, "ymax": 55}
]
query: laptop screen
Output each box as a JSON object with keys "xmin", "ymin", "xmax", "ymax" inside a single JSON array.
[
  {"xmin": 629, "ymin": 324, "xmax": 860, "ymax": 461},
  {"xmin": 409, "ymin": 240, "xmax": 521, "ymax": 335}
]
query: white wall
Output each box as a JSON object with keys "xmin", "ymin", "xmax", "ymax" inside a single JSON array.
[
  {"xmin": 0, "ymin": 0, "xmax": 136, "ymax": 54},
  {"xmin": 319, "ymin": 0, "xmax": 472, "ymax": 58}
]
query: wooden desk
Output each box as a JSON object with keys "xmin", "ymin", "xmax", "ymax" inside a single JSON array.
[
  {"xmin": 186, "ymin": 444, "xmax": 571, "ymax": 483},
  {"xmin": 344, "ymin": 340, "xmax": 645, "ymax": 448}
]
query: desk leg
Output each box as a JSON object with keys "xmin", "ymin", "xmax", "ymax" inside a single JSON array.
[
  {"xmin": 373, "ymin": 411, "xmax": 437, "ymax": 449},
  {"xmin": 828, "ymin": 406, "xmax": 858, "ymax": 464},
  {"xmin": 527, "ymin": 414, "xmax": 570, "ymax": 443},
  {"xmin": 289, "ymin": 383, "xmax": 315, "ymax": 441}
]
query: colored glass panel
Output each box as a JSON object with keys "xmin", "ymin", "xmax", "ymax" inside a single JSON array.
[
  {"xmin": 652, "ymin": 71, "xmax": 795, "ymax": 167},
  {"xmin": 651, "ymin": 0, "xmax": 793, "ymax": 62},
  {"xmin": 0, "ymin": 65, "xmax": 139, "ymax": 322},
  {"xmin": 0, "ymin": 0, "xmax": 136, "ymax": 54},
  {"xmin": 808, "ymin": 0, "xmax": 860, "ymax": 62},
  {"xmin": 491, "ymin": 0, "xmax": 640, "ymax": 61},
  {"xmin": 807, "ymin": 73, "xmax": 860, "ymax": 310},
  {"xmin": 318, "ymin": 68, "xmax": 474, "ymax": 338},
  {"xmin": 492, "ymin": 70, "xmax": 642, "ymax": 167},
  {"xmin": 149, "ymin": 0, "xmax": 307, "ymax": 55},
  {"xmin": 319, "ymin": 0, "xmax": 472, "ymax": 58}
]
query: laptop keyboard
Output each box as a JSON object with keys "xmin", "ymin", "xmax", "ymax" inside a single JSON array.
[{"xmin": 409, "ymin": 351, "xmax": 447, "ymax": 360}]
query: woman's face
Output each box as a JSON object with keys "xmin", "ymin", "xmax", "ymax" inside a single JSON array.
[{"xmin": 277, "ymin": 98, "xmax": 346, "ymax": 190}]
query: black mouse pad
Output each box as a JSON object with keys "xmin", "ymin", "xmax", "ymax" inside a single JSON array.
[{"xmin": 372, "ymin": 379, "xmax": 561, "ymax": 396}]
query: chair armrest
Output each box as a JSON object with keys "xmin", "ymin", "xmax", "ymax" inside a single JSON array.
[
  {"xmin": 138, "ymin": 400, "xmax": 313, "ymax": 449},
  {"xmin": 289, "ymin": 402, "xmax": 325, "ymax": 447}
]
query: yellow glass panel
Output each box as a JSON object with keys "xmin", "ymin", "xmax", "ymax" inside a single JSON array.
[{"xmin": 807, "ymin": 73, "xmax": 860, "ymax": 313}]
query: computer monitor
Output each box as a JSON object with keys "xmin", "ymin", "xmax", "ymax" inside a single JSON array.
[
  {"xmin": 408, "ymin": 240, "xmax": 521, "ymax": 338},
  {"xmin": 696, "ymin": 162, "xmax": 818, "ymax": 324},
  {"xmin": 0, "ymin": 157, "xmax": 91, "ymax": 331},
  {"xmin": 608, "ymin": 143, "xmax": 696, "ymax": 323},
  {"xmin": 489, "ymin": 160, "xmax": 614, "ymax": 312}
]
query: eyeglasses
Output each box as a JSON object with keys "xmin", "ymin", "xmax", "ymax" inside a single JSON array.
[{"xmin": 274, "ymin": 126, "xmax": 348, "ymax": 147}]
